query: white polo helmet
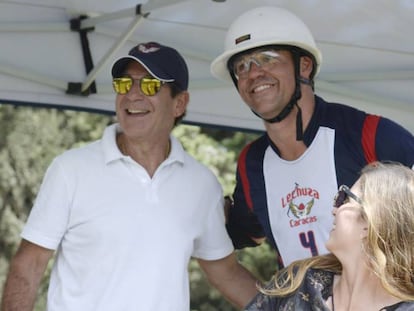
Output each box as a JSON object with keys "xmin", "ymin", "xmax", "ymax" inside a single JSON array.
[{"xmin": 210, "ymin": 6, "xmax": 322, "ymax": 82}]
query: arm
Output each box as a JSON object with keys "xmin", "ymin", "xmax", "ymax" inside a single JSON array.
[
  {"xmin": 226, "ymin": 141, "xmax": 269, "ymax": 249},
  {"xmin": 374, "ymin": 116, "xmax": 414, "ymax": 168},
  {"xmin": 197, "ymin": 252, "xmax": 258, "ymax": 309},
  {"xmin": 1, "ymin": 239, "xmax": 54, "ymax": 311},
  {"xmin": 227, "ymin": 187, "xmax": 266, "ymax": 248}
]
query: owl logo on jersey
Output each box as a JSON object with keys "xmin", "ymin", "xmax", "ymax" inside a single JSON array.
[{"xmin": 288, "ymin": 198, "xmax": 315, "ymax": 219}]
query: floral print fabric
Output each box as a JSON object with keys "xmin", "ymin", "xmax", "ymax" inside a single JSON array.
[{"xmin": 244, "ymin": 269, "xmax": 414, "ymax": 311}]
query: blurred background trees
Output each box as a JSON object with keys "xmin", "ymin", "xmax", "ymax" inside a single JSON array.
[{"xmin": 0, "ymin": 104, "xmax": 277, "ymax": 310}]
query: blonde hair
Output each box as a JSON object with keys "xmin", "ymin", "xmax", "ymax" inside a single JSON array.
[{"xmin": 262, "ymin": 162, "xmax": 414, "ymax": 300}]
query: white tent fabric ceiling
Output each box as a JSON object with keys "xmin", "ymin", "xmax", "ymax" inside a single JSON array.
[{"xmin": 0, "ymin": 0, "xmax": 413, "ymax": 133}]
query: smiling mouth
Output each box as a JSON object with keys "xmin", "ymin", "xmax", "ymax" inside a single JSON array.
[
  {"xmin": 252, "ymin": 83, "xmax": 273, "ymax": 94},
  {"xmin": 126, "ymin": 108, "xmax": 149, "ymax": 115}
]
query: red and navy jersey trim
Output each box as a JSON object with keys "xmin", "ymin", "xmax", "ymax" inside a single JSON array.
[
  {"xmin": 228, "ymin": 95, "xmax": 414, "ymax": 264},
  {"xmin": 362, "ymin": 114, "xmax": 380, "ymax": 163}
]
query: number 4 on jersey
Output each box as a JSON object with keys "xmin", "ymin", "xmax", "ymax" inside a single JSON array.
[{"xmin": 299, "ymin": 231, "xmax": 318, "ymax": 257}]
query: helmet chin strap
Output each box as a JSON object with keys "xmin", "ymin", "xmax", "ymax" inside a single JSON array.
[{"xmin": 252, "ymin": 84, "xmax": 302, "ymax": 140}]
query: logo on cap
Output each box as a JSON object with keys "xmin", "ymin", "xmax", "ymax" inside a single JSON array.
[
  {"xmin": 235, "ymin": 34, "xmax": 251, "ymax": 45},
  {"xmin": 137, "ymin": 42, "xmax": 161, "ymax": 54}
]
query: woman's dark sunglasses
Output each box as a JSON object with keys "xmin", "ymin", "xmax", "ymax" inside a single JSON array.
[{"xmin": 333, "ymin": 185, "xmax": 363, "ymax": 208}]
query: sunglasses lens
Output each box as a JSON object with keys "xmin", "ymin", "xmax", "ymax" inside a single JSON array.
[
  {"xmin": 112, "ymin": 78, "xmax": 132, "ymax": 94},
  {"xmin": 113, "ymin": 76, "xmax": 163, "ymax": 96},
  {"xmin": 334, "ymin": 190, "xmax": 347, "ymax": 208},
  {"xmin": 140, "ymin": 78, "xmax": 161, "ymax": 96}
]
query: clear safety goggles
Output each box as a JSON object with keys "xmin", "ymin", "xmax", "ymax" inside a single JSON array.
[
  {"xmin": 112, "ymin": 75, "xmax": 165, "ymax": 96},
  {"xmin": 231, "ymin": 49, "xmax": 283, "ymax": 80}
]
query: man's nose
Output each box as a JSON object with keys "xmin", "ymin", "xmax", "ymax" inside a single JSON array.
[
  {"xmin": 125, "ymin": 80, "xmax": 145, "ymax": 99},
  {"xmin": 246, "ymin": 59, "xmax": 264, "ymax": 77}
]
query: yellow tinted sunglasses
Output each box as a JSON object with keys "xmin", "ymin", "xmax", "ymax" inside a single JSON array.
[{"xmin": 112, "ymin": 76, "xmax": 164, "ymax": 96}]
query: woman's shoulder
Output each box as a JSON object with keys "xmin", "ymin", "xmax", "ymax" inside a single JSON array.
[
  {"xmin": 302, "ymin": 268, "xmax": 335, "ymax": 303},
  {"xmin": 386, "ymin": 301, "xmax": 414, "ymax": 311},
  {"xmin": 243, "ymin": 276, "xmax": 279, "ymax": 311},
  {"xmin": 243, "ymin": 268, "xmax": 335, "ymax": 311},
  {"xmin": 305, "ymin": 269, "xmax": 335, "ymax": 290}
]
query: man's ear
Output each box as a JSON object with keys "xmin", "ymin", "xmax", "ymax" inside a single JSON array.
[
  {"xmin": 174, "ymin": 91, "xmax": 189, "ymax": 118},
  {"xmin": 300, "ymin": 56, "xmax": 313, "ymax": 78}
]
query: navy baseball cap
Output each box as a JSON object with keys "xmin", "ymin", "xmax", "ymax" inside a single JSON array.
[{"xmin": 111, "ymin": 42, "xmax": 189, "ymax": 91}]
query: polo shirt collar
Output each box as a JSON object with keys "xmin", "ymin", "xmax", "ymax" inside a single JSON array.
[{"xmin": 102, "ymin": 123, "xmax": 185, "ymax": 165}]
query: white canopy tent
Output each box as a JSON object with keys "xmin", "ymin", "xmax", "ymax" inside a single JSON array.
[{"xmin": 1, "ymin": 0, "xmax": 413, "ymax": 133}]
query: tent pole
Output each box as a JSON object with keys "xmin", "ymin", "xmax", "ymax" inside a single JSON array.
[
  {"xmin": 79, "ymin": 1, "xmax": 188, "ymax": 93},
  {"xmin": 0, "ymin": 64, "xmax": 67, "ymax": 90},
  {"xmin": 79, "ymin": 0, "xmax": 186, "ymax": 29},
  {"xmin": 81, "ymin": 14, "xmax": 146, "ymax": 93}
]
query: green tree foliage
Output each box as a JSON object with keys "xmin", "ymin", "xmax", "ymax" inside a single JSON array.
[
  {"xmin": 0, "ymin": 105, "xmax": 112, "ymax": 310},
  {"xmin": 0, "ymin": 105, "xmax": 277, "ymax": 310},
  {"xmin": 173, "ymin": 125, "xmax": 238, "ymax": 196}
]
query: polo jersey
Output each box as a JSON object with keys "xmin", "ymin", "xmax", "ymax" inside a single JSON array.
[{"xmin": 228, "ymin": 95, "xmax": 414, "ymax": 267}]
